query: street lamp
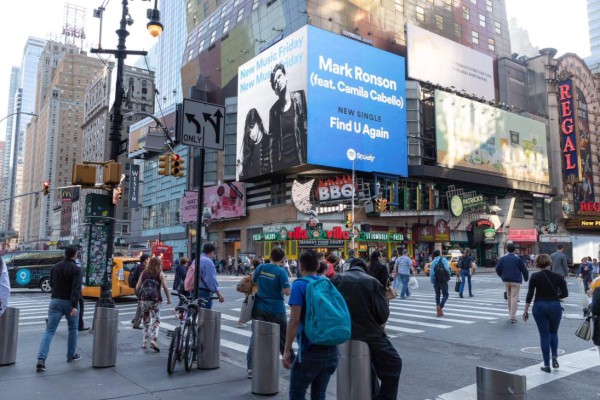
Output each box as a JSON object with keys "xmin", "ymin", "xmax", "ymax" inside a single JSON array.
[
  {"xmin": 90, "ymin": 0, "xmax": 163, "ymax": 308},
  {"xmin": 146, "ymin": 0, "xmax": 163, "ymax": 38},
  {"xmin": 0, "ymin": 111, "xmax": 37, "ymax": 126}
]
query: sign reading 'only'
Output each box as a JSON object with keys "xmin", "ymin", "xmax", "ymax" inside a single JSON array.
[{"xmin": 181, "ymin": 98, "xmax": 225, "ymax": 150}]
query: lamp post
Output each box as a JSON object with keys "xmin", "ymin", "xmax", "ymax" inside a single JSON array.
[{"xmin": 91, "ymin": 0, "xmax": 162, "ymax": 307}]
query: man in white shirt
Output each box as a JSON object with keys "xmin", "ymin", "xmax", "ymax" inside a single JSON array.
[{"xmin": 0, "ymin": 258, "xmax": 10, "ymax": 317}]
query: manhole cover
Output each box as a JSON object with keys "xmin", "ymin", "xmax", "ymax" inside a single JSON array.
[{"xmin": 521, "ymin": 347, "xmax": 565, "ymax": 355}]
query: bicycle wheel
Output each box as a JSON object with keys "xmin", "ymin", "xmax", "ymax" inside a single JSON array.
[
  {"xmin": 178, "ymin": 322, "xmax": 188, "ymax": 362},
  {"xmin": 184, "ymin": 319, "xmax": 197, "ymax": 372},
  {"xmin": 167, "ymin": 327, "xmax": 181, "ymax": 375}
]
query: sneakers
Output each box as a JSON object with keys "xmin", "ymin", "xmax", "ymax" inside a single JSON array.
[
  {"xmin": 68, "ymin": 353, "xmax": 82, "ymax": 362},
  {"xmin": 436, "ymin": 306, "xmax": 443, "ymax": 317},
  {"xmin": 510, "ymin": 318, "xmax": 517, "ymax": 323},
  {"xmin": 540, "ymin": 366, "xmax": 551, "ymax": 373},
  {"xmin": 552, "ymin": 357, "xmax": 559, "ymax": 369},
  {"xmin": 236, "ymin": 322, "xmax": 248, "ymax": 328},
  {"xmin": 247, "ymin": 368, "xmax": 252, "ymax": 379},
  {"xmin": 36, "ymin": 359, "xmax": 46, "ymax": 372}
]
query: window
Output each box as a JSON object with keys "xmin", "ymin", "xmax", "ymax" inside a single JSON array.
[
  {"xmin": 494, "ymin": 21, "xmax": 502, "ymax": 35},
  {"xmin": 208, "ymin": 14, "xmax": 219, "ymax": 29},
  {"xmin": 435, "ymin": 15, "xmax": 443, "ymax": 30},
  {"xmin": 486, "ymin": 0, "xmax": 493, "ymax": 12},
  {"xmin": 454, "ymin": 22, "xmax": 462, "ymax": 38},
  {"xmin": 479, "ymin": 14, "xmax": 486, "ymax": 27},
  {"xmin": 252, "ymin": 0, "xmax": 258, "ymax": 10},
  {"xmin": 210, "ymin": 30, "xmax": 217, "ymax": 44},
  {"xmin": 223, "ymin": 19, "xmax": 230, "ymax": 34},
  {"xmin": 395, "ymin": 0, "xmax": 403, "ymax": 12},
  {"xmin": 188, "ymin": 49, "xmax": 194, "ymax": 61},
  {"xmin": 203, "ymin": 2, "xmax": 209, "ymax": 14},
  {"xmin": 234, "ymin": 0, "xmax": 241, "ymax": 6},
  {"xmin": 237, "ymin": 8, "xmax": 244, "ymax": 22},
  {"xmin": 463, "ymin": 6, "xmax": 470, "ymax": 20},
  {"xmin": 199, "ymin": 39, "xmax": 206, "ymax": 52},
  {"xmin": 488, "ymin": 38, "xmax": 495, "ymax": 51},
  {"xmin": 416, "ymin": 6, "xmax": 424, "ymax": 22},
  {"xmin": 187, "ymin": 0, "xmax": 192, "ymax": 13},
  {"xmin": 471, "ymin": 30, "xmax": 479, "ymax": 44},
  {"xmin": 443, "ymin": 0, "xmax": 452, "ymax": 11},
  {"xmin": 270, "ymin": 177, "xmax": 287, "ymax": 205}
]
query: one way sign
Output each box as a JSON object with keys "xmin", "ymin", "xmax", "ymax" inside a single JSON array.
[{"xmin": 180, "ymin": 98, "xmax": 225, "ymax": 150}]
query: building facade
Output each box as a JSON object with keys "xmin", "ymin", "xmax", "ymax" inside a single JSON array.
[{"xmin": 20, "ymin": 52, "xmax": 105, "ymax": 248}]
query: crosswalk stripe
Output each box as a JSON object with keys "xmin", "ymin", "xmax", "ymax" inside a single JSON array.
[
  {"xmin": 384, "ymin": 325, "xmax": 424, "ymax": 334},
  {"xmin": 387, "ymin": 316, "xmax": 452, "ymax": 329},
  {"xmin": 389, "ymin": 310, "xmax": 474, "ymax": 324},
  {"xmin": 391, "ymin": 302, "xmax": 508, "ymax": 317}
]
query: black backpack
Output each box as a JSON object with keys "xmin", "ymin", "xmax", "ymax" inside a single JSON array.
[
  {"xmin": 128, "ymin": 264, "xmax": 140, "ymax": 288},
  {"xmin": 140, "ymin": 275, "xmax": 160, "ymax": 302},
  {"xmin": 434, "ymin": 260, "xmax": 450, "ymax": 282}
]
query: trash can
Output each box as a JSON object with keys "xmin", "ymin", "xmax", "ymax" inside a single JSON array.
[
  {"xmin": 0, "ymin": 307, "xmax": 19, "ymax": 366},
  {"xmin": 476, "ymin": 366, "xmax": 527, "ymax": 400},
  {"xmin": 251, "ymin": 320, "xmax": 280, "ymax": 395},
  {"xmin": 337, "ymin": 340, "xmax": 371, "ymax": 400},
  {"xmin": 92, "ymin": 307, "xmax": 119, "ymax": 368},
  {"xmin": 197, "ymin": 308, "xmax": 221, "ymax": 369}
]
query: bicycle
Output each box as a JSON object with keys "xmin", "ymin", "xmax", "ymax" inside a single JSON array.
[{"xmin": 167, "ymin": 291, "xmax": 217, "ymax": 373}]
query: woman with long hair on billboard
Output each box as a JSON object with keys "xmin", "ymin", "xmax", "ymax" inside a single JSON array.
[{"xmin": 239, "ymin": 108, "xmax": 272, "ymax": 180}]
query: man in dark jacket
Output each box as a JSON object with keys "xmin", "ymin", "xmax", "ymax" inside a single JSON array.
[
  {"xmin": 331, "ymin": 258, "xmax": 402, "ymax": 400},
  {"xmin": 495, "ymin": 242, "xmax": 529, "ymax": 323},
  {"xmin": 36, "ymin": 246, "xmax": 82, "ymax": 372}
]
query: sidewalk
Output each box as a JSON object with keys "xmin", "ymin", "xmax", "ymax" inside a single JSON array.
[{"xmin": 0, "ymin": 324, "xmax": 302, "ymax": 400}]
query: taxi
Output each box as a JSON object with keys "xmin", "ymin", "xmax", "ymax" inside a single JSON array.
[
  {"xmin": 82, "ymin": 256, "xmax": 139, "ymax": 298},
  {"xmin": 424, "ymin": 255, "xmax": 475, "ymax": 276}
]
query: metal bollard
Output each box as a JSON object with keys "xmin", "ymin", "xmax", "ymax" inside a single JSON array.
[
  {"xmin": 251, "ymin": 320, "xmax": 280, "ymax": 395},
  {"xmin": 0, "ymin": 307, "xmax": 19, "ymax": 366},
  {"xmin": 92, "ymin": 307, "xmax": 119, "ymax": 368},
  {"xmin": 337, "ymin": 340, "xmax": 372, "ymax": 400},
  {"xmin": 476, "ymin": 366, "xmax": 527, "ymax": 400},
  {"xmin": 197, "ymin": 308, "xmax": 221, "ymax": 369}
]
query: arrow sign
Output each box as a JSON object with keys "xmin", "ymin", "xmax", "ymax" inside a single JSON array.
[
  {"xmin": 180, "ymin": 98, "xmax": 225, "ymax": 150},
  {"xmin": 203, "ymin": 109, "xmax": 223, "ymax": 144}
]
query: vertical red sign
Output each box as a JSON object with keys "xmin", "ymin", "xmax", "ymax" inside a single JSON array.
[{"xmin": 558, "ymin": 79, "xmax": 581, "ymax": 183}]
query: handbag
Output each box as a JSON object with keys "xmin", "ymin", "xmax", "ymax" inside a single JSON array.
[
  {"xmin": 575, "ymin": 316, "xmax": 592, "ymax": 341},
  {"xmin": 454, "ymin": 276, "xmax": 461, "ymax": 292},
  {"xmin": 385, "ymin": 283, "xmax": 397, "ymax": 300},
  {"xmin": 239, "ymin": 294, "xmax": 256, "ymax": 323}
]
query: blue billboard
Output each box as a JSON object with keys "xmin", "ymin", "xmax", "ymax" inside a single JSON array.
[
  {"xmin": 306, "ymin": 27, "xmax": 407, "ymax": 176},
  {"xmin": 236, "ymin": 26, "xmax": 406, "ymax": 180}
]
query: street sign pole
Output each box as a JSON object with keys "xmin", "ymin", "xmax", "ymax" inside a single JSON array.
[{"xmin": 193, "ymin": 147, "xmax": 205, "ymax": 301}]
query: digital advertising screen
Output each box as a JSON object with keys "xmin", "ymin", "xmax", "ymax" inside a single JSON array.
[
  {"xmin": 236, "ymin": 25, "xmax": 407, "ymax": 180},
  {"xmin": 435, "ymin": 90, "xmax": 549, "ymax": 185}
]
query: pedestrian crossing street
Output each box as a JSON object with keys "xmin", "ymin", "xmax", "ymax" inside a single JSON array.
[{"xmin": 10, "ymin": 276, "xmax": 589, "ymax": 360}]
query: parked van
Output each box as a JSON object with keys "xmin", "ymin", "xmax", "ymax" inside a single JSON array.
[
  {"xmin": 82, "ymin": 256, "xmax": 139, "ymax": 298},
  {"xmin": 2, "ymin": 250, "xmax": 64, "ymax": 292}
]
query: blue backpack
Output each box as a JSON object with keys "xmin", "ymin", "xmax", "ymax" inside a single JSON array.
[{"xmin": 300, "ymin": 276, "xmax": 351, "ymax": 346}]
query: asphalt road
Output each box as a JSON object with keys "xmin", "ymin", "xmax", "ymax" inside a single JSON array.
[{"xmin": 8, "ymin": 270, "xmax": 600, "ymax": 399}]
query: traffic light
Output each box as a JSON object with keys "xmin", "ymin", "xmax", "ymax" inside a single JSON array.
[
  {"xmin": 43, "ymin": 181, "xmax": 50, "ymax": 196},
  {"xmin": 345, "ymin": 213, "xmax": 353, "ymax": 229},
  {"xmin": 158, "ymin": 154, "xmax": 171, "ymax": 176},
  {"xmin": 170, "ymin": 154, "xmax": 185, "ymax": 177},
  {"xmin": 170, "ymin": 154, "xmax": 183, "ymax": 177},
  {"xmin": 117, "ymin": 187, "xmax": 123, "ymax": 201},
  {"xmin": 375, "ymin": 198, "xmax": 387, "ymax": 212}
]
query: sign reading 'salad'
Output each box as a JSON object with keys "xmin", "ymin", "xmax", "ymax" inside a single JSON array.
[
  {"xmin": 236, "ymin": 25, "xmax": 407, "ymax": 181},
  {"xmin": 558, "ymin": 79, "xmax": 581, "ymax": 184}
]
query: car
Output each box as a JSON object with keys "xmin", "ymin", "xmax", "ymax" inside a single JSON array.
[
  {"xmin": 424, "ymin": 255, "xmax": 475, "ymax": 276},
  {"xmin": 82, "ymin": 256, "xmax": 140, "ymax": 298},
  {"xmin": 2, "ymin": 250, "xmax": 64, "ymax": 292}
]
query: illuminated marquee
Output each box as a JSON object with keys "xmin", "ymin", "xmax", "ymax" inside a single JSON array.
[{"xmin": 558, "ymin": 79, "xmax": 581, "ymax": 183}]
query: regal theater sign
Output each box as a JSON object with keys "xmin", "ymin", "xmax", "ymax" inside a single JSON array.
[{"xmin": 558, "ymin": 79, "xmax": 581, "ymax": 184}]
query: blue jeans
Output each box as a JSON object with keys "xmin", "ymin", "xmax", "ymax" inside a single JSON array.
[
  {"xmin": 399, "ymin": 274, "xmax": 410, "ymax": 298},
  {"xmin": 247, "ymin": 307, "xmax": 291, "ymax": 369},
  {"xmin": 289, "ymin": 345, "xmax": 339, "ymax": 400},
  {"xmin": 198, "ymin": 289, "xmax": 213, "ymax": 309},
  {"xmin": 532, "ymin": 300, "xmax": 562, "ymax": 366},
  {"xmin": 459, "ymin": 270, "xmax": 472, "ymax": 296},
  {"xmin": 37, "ymin": 298, "xmax": 78, "ymax": 361},
  {"xmin": 433, "ymin": 281, "xmax": 449, "ymax": 309},
  {"xmin": 367, "ymin": 337, "xmax": 402, "ymax": 400}
]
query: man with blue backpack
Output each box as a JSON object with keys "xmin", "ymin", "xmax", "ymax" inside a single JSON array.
[
  {"xmin": 283, "ymin": 249, "xmax": 350, "ymax": 399},
  {"xmin": 332, "ymin": 258, "xmax": 402, "ymax": 400},
  {"xmin": 429, "ymin": 249, "xmax": 452, "ymax": 317}
]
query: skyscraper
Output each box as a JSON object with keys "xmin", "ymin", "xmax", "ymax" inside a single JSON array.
[
  {"xmin": 1, "ymin": 66, "xmax": 21, "ymax": 230},
  {"xmin": 588, "ymin": 0, "xmax": 600, "ymax": 67},
  {"xmin": 6, "ymin": 37, "xmax": 45, "ymax": 236}
]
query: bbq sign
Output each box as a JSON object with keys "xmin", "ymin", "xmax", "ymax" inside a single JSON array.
[
  {"xmin": 315, "ymin": 175, "xmax": 356, "ymax": 205},
  {"xmin": 558, "ymin": 79, "xmax": 581, "ymax": 183}
]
